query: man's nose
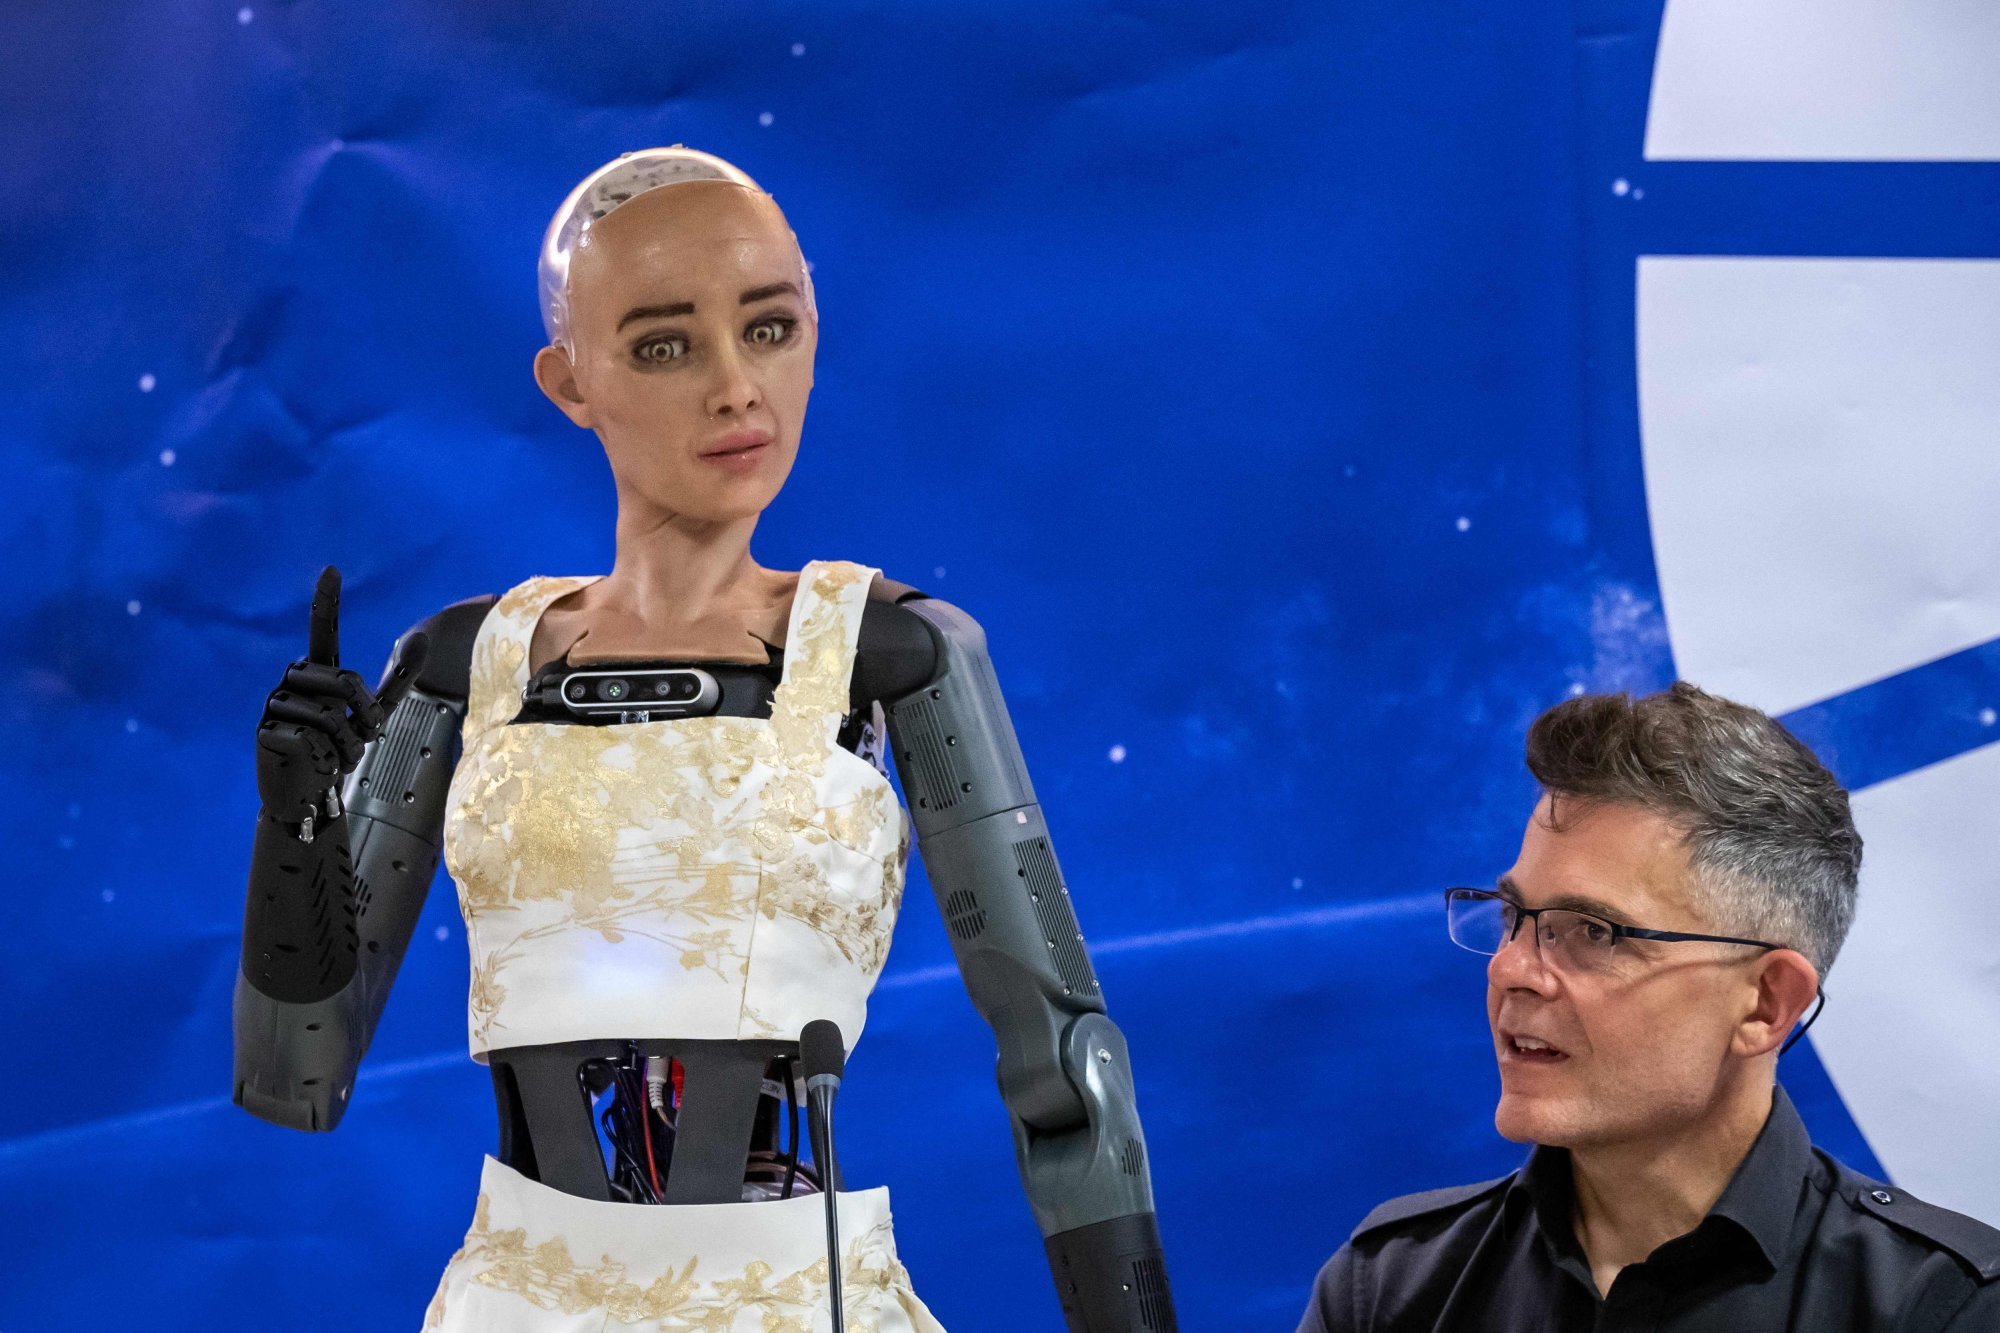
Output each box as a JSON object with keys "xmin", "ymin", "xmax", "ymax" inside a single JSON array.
[{"xmin": 1488, "ymin": 919, "xmax": 1558, "ymax": 994}]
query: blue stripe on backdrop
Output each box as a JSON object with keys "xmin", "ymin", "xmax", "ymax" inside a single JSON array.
[
  {"xmin": 1621, "ymin": 163, "xmax": 2000, "ymax": 259},
  {"xmin": 3, "ymin": 0, "xmax": 1969, "ymax": 1326},
  {"xmin": 1780, "ymin": 639, "xmax": 2000, "ymax": 797}
]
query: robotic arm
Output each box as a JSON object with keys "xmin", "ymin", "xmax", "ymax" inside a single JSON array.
[
  {"xmin": 885, "ymin": 597, "xmax": 1177, "ymax": 1333},
  {"xmin": 233, "ymin": 568, "xmax": 470, "ymax": 1132}
]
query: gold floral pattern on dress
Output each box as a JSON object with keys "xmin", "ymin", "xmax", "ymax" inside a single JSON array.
[
  {"xmin": 428, "ymin": 1191, "xmax": 913, "ymax": 1331},
  {"xmin": 442, "ymin": 561, "xmax": 908, "ymax": 1053},
  {"xmin": 462, "ymin": 578, "xmax": 577, "ymax": 745}
]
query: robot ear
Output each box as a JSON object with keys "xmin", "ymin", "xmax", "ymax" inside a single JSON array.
[{"xmin": 532, "ymin": 343, "xmax": 595, "ymax": 429}]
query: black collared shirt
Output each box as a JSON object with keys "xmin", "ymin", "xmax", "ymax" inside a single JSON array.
[{"xmin": 1297, "ymin": 1086, "xmax": 2000, "ymax": 1332}]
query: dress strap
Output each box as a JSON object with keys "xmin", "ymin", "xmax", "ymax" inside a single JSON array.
[
  {"xmin": 770, "ymin": 561, "xmax": 879, "ymax": 756},
  {"xmin": 462, "ymin": 575, "xmax": 601, "ymax": 743}
]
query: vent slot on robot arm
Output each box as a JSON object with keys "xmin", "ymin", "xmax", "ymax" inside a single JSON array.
[{"xmin": 885, "ymin": 597, "xmax": 1037, "ymax": 831}]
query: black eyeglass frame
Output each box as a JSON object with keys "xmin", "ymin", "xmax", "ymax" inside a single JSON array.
[
  {"xmin": 1444, "ymin": 887, "xmax": 1828, "ymax": 1055},
  {"xmin": 1446, "ymin": 886, "xmax": 1788, "ymax": 953}
]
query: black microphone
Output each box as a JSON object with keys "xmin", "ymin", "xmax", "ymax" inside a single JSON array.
[
  {"xmin": 800, "ymin": 1019, "xmax": 846, "ymax": 1333},
  {"xmin": 802, "ymin": 1017, "xmax": 845, "ymax": 1101}
]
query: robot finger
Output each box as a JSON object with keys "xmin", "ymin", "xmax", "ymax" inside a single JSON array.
[
  {"xmin": 320, "ymin": 665, "xmax": 388, "ymax": 738},
  {"xmin": 271, "ymin": 668, "xmax": 382, "ymax": 761},
  {"xmin": 307, "ymin": 565, "xmax": 342, "ymax": 668},
  {"xmin": 370, "ymin": 631, "xmax": 430, "ymax": 725},
  {"xmin": 327, "ymin": 717, "xmax": 366, "ymax": 770},
  {"xmin": 263, "ymin": 694, "xmax": 365, "ymax": 769},
  {"xmin": 256, "ymin": 718, "xmax": 341, "ymax": 773},
  {"xmin": 255, "ymin": 723, "xmax": 342, "ymax": 814},
  {"xmin": 280, "ymin": 658, "xmax": 361, "ymax": 708}
]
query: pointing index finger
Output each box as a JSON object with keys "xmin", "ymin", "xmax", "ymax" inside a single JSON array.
[{"xmin": 308, "ymin": 565, "xmax": 342, "ymax": 668}]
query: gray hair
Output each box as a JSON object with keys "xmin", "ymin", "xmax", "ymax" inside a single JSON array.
[{"xmin": 1524, "ymin": 681, "xmax": 1860, "ymax": 976}]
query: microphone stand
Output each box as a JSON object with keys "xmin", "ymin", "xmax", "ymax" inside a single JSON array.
[
  {"xmin": 809, "ymin": 1081, "xmax": 843, "ymax": 1333},
  {"xmin": 801, "ymin": 1019, "xmax": 847, "ymax": 1333}
]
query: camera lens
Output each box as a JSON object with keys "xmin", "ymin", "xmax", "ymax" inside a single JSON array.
[
  {"xmin": 652, "ymin": 679, "xmax": 674, "ymax": 698},
  {"xmin": 670, "ymin": 677, "xmax": 697, "ymax": 700},
  {"xmin": 566, "ymin": 680, "xmax": 587, "ymax": 701},
  {"xmin": 598, "ymin": 679, "xmax": 629, "ymax": 702}
]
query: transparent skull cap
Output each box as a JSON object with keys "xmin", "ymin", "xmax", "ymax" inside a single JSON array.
[{"xmin": 537, "ymin": 145, "xmax": 815, "ymax": 350}]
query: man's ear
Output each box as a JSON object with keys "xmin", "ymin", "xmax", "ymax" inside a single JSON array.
[
  {"xmin": 1735, "ymin": 949, "xmax": 1822, "ymax": 1059},
  {"xmin": 533, "ymin": 344, "xmax": 594, "ymax": 429}
]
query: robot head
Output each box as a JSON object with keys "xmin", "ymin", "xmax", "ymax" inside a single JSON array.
[{"xmin": 537, "ymin": 146, "xmax": 816, "ymax": 350}]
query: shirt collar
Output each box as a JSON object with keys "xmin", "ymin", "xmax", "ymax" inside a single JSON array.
[
  {"xmin": 1506, "ymin": 1084, "xmax": 1811, "ymax": 1273},
  {"xmin": 1705, "ymin": 1083, "xmax": 1812, "ymax": 1269},
  {"xmin": 1512, "ymin": 1136, "xmax": 1575, "ymax": 1249}
]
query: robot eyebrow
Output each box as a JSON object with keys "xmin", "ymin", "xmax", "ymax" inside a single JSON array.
[
  {"xmin": 616, "ymin": 284, "xmax": 803, "ymax": 331},
  {"xmin": 737, "ymin": 281, "xmax": 800, "ymax": 305},
  {"xmin": 618, "ymin": 302, "xmax": 694, "ymax": 329}
]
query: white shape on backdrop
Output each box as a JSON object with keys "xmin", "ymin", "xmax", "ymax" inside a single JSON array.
[
  {"xmin": 1641, "ymin": 0, "xmax": 2000, "ymax": 1224},
  {"xmin": 1636, "ymin": 256, "xmax": 2000, "ymax": 717},
  {"xmin": 1809, "ymin": 742, "xmax": 2000, "ymax": 1226},
  {"xmin": 1645, "ymin": 0, "xmax": 2000, "ymax": 161}
]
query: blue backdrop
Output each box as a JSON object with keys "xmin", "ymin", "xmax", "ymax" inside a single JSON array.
[{"xmin": 6, "ymin": 2, "xmax": 1997, "ymax": 1329}]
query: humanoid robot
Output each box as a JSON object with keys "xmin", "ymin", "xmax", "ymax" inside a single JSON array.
[{"xmin": 233, "ymin": 148, "xmax": 1176, "ymax": 1332}]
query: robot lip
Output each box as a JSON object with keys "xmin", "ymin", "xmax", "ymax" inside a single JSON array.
[{"xmin": 701, "ymin": 429, "xmax": 773, "ymax": 456}]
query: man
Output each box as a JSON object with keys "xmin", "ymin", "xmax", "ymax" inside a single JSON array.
[{"xmin": 1298, "ymin": 683, "xmax": 2000, "ymax": 1331}]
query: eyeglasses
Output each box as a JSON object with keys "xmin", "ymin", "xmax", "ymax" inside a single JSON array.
[
  {"xmin": 1445, "ymin": 887, "xmax": 1826, "ymax": 1053},
  {"xmin": 1445, "ymin": 886, "xmax": 1792, "ymax": 968}
]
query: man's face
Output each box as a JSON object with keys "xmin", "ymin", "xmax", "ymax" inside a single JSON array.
[{"xmin": 1488, "ymin": 796, "xmax": 1760, "ymax": 1149}]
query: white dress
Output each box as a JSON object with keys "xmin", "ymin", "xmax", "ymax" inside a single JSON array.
[{"xmin": 425, "ymin": 561, "xmax": 945, "ymax": 1333}]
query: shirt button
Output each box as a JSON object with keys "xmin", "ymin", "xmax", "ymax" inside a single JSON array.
[{"xmin": 1871, "ymin": 1190, "xmax": 1894, "ymax": 1204}]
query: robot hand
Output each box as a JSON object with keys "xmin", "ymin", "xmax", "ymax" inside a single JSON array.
[
  {"xmin": 237, "ymin": 578, "xmax": 468, "ymax": 1127},
  {"xmin": 255, "ymin": 565, "xmax": 428, "ymax": 834}
]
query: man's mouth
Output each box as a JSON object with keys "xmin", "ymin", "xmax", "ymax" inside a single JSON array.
[{"xmin": 1504, "ymin": 1035, "xmax": 1570, "ymax": 1064}]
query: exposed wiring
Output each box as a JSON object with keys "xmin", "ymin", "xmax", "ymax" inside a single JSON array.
[{"xmin": 782, "ymin": 1055, "xmax": 802, "ymax": 1200}]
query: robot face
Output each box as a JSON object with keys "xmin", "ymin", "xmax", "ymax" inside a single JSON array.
[{"xmin": 543, "ymin": 181, "xmax": 818, "ymax": 525}]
